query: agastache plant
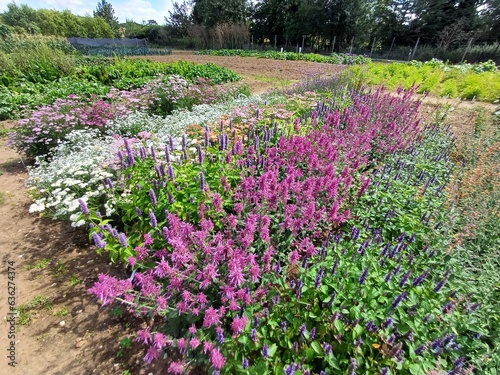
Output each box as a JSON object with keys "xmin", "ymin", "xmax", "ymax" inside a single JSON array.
[{"xmin": 83, "ymin": 87, "xmax": 469, "ymax": 374}]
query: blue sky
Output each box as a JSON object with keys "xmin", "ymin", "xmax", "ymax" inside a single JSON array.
[{"xmin": 0, "ymin": 0, "xmax": 174, "ymax": 24}]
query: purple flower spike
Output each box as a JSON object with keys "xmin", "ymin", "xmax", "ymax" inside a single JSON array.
[
  {"xmin": 434, "ymin": 276, "xmax": 448, "ymax": 292},
  {"xmin": 380, "ymin": 367, "xmax": 389, "ymax": 375},
  {"xmin": 285, "ymin": 364, "xmax": 294, "ymax": 375},
  {"xmin": 310, "ymin": 326, "xmax": 316, "ymax": 341},
  {"xmin": 118, "ymin": 233, "xmax": 128, "ymax": 248},
  {"xmin": 200, "ymin": 171, "xmax": 206, "ymax": 190},
  {"xmin": 392, "ymin": 292, "xmax": 407, "ymax": 310},
  {"xmin": 262, "ymin": 344, "xmax": 269, "ymax": 358},
  {"xmin": 167, "ymin": 164, "xmax": 174, "ymax": 180},
  {"xmin": 204, "ymin": 128, "xmax": 210, "ymax": 148},
  {"xmin": 149, "ymin": 210, "xmax": 158, "ymax": 228},
  {"xmin": 412, "ymin": 269, "xmax": 430, "ymax": 287},
  {"xmin": 251, "ymin": 328, "xmax": 257, "ymax": 342},
  {"xmin": 149, "ymin": 189, "xmax": 157, "ymax": 206},
  {"xmin": 348, "ymin": 357, "xmax": 358, "ymax": 375},
  {"xmin": 299, "ymin": 323, "xmax": 306, "ymax": 338},
  {"xmin": 92, "ymin": 232, "xmax": 106, "ymax": 249},
  {"xmin": 165, "ymin": 146, "xmax": 171, "ymax": 163},
  {"xmin": 399, "ymin": 271, "xmax": 411, "ymax": 287},
  {"xmin": 78, "ymin": 198, "xmax": 90, "ymax": 216},
  {"xmin": 135, "ymin": 207, "xmax": 142, "ymax": 217},
  {"xmin": 281, "ymin": 321, "xmax": 287, "ymax": 332},
  {"xmin": 242, "ymin": 358, "xmax": 249, "ymax": 370},
  {"xmin": 358, "ymin": 266, "xmax": 369, "ymax": 285},
  {"xmin": 197, "ymin": 144, "xmax": 204, "ymax": 164}
]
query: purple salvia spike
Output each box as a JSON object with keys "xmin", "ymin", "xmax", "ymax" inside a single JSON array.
[
  {"xmin": 149, "ymin": 210, "xmax": 157, "ymax": 228},
  {"xmin": 204, "ymin": 127, "xmax": 210, "ymax": 148},
  {"xmin": 149, "ymin": 189, "xmax": 157, "ymax": 206},
  {"xmin": 169, "ymin": 136, "xmax": 174, "ymax": 151},
  {"xmin": 199, "ymin": 171, "xmax": 205, "ymax": 191},
  {"xmin": 197, "ymin": 144, "xmax": 204, "ymax": 164},
  {"xmin": 167, "ymin": 164, "xmax": 174, "ymax": 180},
  {"xmin": 118, "ymin": 233, "xmax": 128, "ymax": 248},
  {"xmin": 165, "ymin": 146, "xmax": 171, "ymax": 163}
]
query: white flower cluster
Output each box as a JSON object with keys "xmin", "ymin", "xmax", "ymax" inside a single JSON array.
[
  {"xmin": 26, "ymin": 95, "xmax": 269, "ymax": 225},
  {"xmin": 27, "ymin": 129, "xmax": 115, "ymax": 222},
  {"xmin": 105, "ymin": 95, "xmax": 266, "ymax": 141}
]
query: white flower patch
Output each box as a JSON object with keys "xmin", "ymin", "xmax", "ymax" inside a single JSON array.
[{"xmin": 26, "ymin": 94, "xmax": 273, "ymax": 226}]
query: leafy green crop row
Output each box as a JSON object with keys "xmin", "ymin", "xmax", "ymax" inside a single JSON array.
[
  {"xmin": 349, "ymin": 61, "xmax": 500, "ymax": 102},
  {"xmin": 196, "ymin": 49, "xmax": 371, "ymax": 65},
  {"xmin": 0, "ymin": 55, "xmax": 240, "ymax": 120},
  {"xmin": 71, "ymin": 45, "xmax": 172, "ymax": 57}
]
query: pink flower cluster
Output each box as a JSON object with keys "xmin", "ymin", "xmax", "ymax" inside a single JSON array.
[{"xmin": 87, "ymin": 87, "xmax": 423, "ymax": 372}]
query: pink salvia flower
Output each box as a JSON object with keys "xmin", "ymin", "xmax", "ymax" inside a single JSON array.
[
  {"xmin": 210, "ymin": 348, "xmax": 226, "ymax": 370},
  {"xmin": 167, "ymin": 361, "xmax": 184, "ymax": 374},
  {"xmin": 231, "ymin": 315, "xmax": 249, "ymax": 335},
  {"xmin": 153, "ymin": 332, "xmax": 167, "ymax": 349},
  {"xmin": 189, "ymin": 337, "xmax": 200, "ymax": 349},
  {"xmin": 203, "ymin": 307, "xmax": 221, "ymax": 327}
]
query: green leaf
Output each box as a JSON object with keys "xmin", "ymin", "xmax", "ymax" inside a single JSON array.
[
  {"xmin": 409, "ymin": 363, "xmax": 424, "ymax": 375},
  {"xmin": 268, "ymin": 343, "xmax": 277, "ymax": 357},
  {"xmin": 311, "ymin": 341, "xmax": 322, "ymax": 355}
]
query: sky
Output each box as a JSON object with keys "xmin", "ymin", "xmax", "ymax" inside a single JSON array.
[{"xmin": 0, "ymin": 0, "xmax": 174, "ymax": 24}]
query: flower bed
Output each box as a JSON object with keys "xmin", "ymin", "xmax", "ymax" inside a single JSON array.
[{"xmin": 20, "ymin": 64, "xmax": 491, "ymax": 374}]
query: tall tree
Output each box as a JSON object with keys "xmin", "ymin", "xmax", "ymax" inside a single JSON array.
[
  {"xmin": 412, "ymin": 0, "xmax": 479, "ymax": 45},
  {"xmin": 165, "ymin": 1, "xmax": 192, "ymax": 37},
  {"xmin": 93, "ymin": 0, "xmax": 119, "ymax": 32},
  {"xmin": 192, "ymin": 0, "xmax": 248, "ymax": 28},
  {"xmin": 479, "ymin": 0, "xmax": 500, "ymax": 41}
]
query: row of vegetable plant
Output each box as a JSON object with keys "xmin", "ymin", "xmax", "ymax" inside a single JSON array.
[
  {"xmin": 348, "ymin": 60, "xmax": 499, "ymax": 102},
  {"xmin": 196, "ymin": 49, "xmax": 371, "ymax": 65}
]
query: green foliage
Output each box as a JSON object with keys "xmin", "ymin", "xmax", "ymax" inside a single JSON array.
[
  {"xmin": 196, "ymin": 49, "xmax": 372, "ymax": 65},
  {"xmin": 0, "ymin": 3, "xmax": 115, "ymax": 38},
  {"xmin": 16, "ymin": 296, "xmax": 53, "ymax": 326},
  {"xmin": 70, "ymin": 45, "xmax": 172, "ymax": 57},
  {"xmin": 349, "ymin": 61, "xmax": 500, "ymax": 102},
  {"xmin": 192, "ymin": 0, "xmax": 248, "ymax": 28},
  {"xmin": 93, "ymin": 0, "xmax": 119, "ymax": 32},
  {"xmin": 0, "ymin": 53, "xmax": 241, "ymax": 120},
  {"xmin": 447, "ymin": 109, "xmax": 500, "ymax": 373},
  {"xmin": 164, "ymin": 61, "xmax": 240, "ymax": 84}
]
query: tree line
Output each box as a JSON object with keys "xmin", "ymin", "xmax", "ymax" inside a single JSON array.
[
  {"xmin": 167, "ymin": 0, "xmax": 499, "ymax": 51},
  {"xmin": 1, "ymin": 0, "xmax": 498, "ymax": 53}
]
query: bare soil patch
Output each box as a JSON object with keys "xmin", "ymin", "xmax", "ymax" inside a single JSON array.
[{"xmin": 140, "ymin": 50, "xmax": 345, "ymax": 94}]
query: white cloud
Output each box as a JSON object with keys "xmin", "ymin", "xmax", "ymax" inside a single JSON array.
[
  {"xmin": 0, "ymin": 0, "xmax": 173, "ymax": 24},
  {"xmin": 114, "ymin": 0, "xmax": 172, "ymax": 24}
]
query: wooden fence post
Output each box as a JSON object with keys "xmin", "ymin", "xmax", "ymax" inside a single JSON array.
[
  {"xmin": 331, "ymin": 36, "xmax": 336, "ymax": 53},
  {"xmin": 410, "ymin": 37, "xmax": 420, "ymax": 60},
  {"xmin": 370, "ymin": 37, "xmax": 376, "ymax": 58},
  {"xmin": 461, "ymin": 38, "xmax": 473, "ymax": 63},
  {"xmin": 386, "ymin": 37, "xmax": 395, "ymax": 60}
]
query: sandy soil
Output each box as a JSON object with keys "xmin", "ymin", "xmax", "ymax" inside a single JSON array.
[{"xmin": 0, "ymin": 52, "xmax": 496, "ymax": 375}]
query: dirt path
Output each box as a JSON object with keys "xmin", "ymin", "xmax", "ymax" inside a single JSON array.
[{"xmin": 0, "ymin": 54, "xmax": 496, "ymax": 375}]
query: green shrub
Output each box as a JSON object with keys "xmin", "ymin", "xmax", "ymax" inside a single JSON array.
[{"xmin": 350, "ymin": 61, "xmax": 500, "ymax": 102}]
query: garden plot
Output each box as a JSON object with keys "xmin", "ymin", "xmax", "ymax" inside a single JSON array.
[{"xmin": 0, "ymin": 54, "xmax": 498, "ymax": 375}]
